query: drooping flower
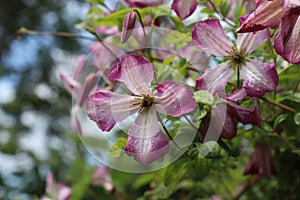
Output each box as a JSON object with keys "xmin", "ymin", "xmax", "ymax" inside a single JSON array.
[
  {"xmin": 86, "ymin": 54, "xmax": 196, "ymax": 164},
  {"xmin": 91, "ymin": 166, "xmax": 113, "ymax": 192},
  {"xmin": 243, "ymin": 141, "xmax": 277, "ymax": 179},
  {"xmin": 192, "ymin": 18, "xmax": 278, "ymax": 97},
  {"xmin": 171, "ymin": 0, "xmax": 198, "ymax": 20},
  {"xmin": 121, "ymin": 11, "xmax": 136, "ymax": 43},
  {"xmin": 202, "ymin": 89, "xmax": 261, "ymax": 140},
  {"xmin": 60, "ymin": 55, "xmax": 99, "ymax": 135},
  {"xmin": 41, "ymin": 172, "xmax": 72, "ymax": 200},
  {"xmin": 237, "ymin": 0, "xmax": 300, "ymax": 64}
]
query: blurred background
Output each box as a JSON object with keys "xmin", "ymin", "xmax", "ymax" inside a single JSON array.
[{"xmin": 0, "ymin": 0, "xmax": 95, "ymax": 199}]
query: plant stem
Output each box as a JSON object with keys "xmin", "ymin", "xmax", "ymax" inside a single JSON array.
[
  {"xmin": 156, "ymin": 112, "xmax": 192, "ymax": 158},
  {"xmin": 206, "ymin": 0, "xmax": 236, "ymax": 27},
  {"xmin": 86, "ymin": 27, "xmax": 119, "ymax": 61},
  {"xmin": 234, "ymin": 175, "xmax": 260, "ymax": 200},
  {"xmin": 183, "ymin": 114, "xmax": 198, "ymax": 130},
  {"xmin": 16, "ymin": 27, "xmax": 94, "ymax": 40},
  {"xmin": 260, "ymin": 97, "xmax": 296, "ymax": 113},
  {"xmin": 133, "ymin": 9, "xmax": 153, "ymax": 63}
]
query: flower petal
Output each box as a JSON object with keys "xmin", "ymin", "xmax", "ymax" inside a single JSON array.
[
  {"xmin": 153, "ymin": 80, "xmax": 196, "ymax": 117},
  {"xmin": 124, "ymin": 109, "xmax": 169, "ymax": 164},
  {"xmin": 237, "ymin": 0, "xmax": 284, "ymax": 33},
  {"xmin": 171, "ymin": 0, "xmax": 198, "ymax": 20},
  {"xmin": 243, "ymin": 141, "xmax": 277, "ymax": 179},
  {"xmin": 96, "ymin": 25, "xmax": 119, "ymax": 35},
  {"xmin": 89, "ymin": 42, "xmax": 123, "ymax": 72},
  {"xmin": 73, "ymin": 55, "xmax": 87, "ymax": 80},
  {"xmin": 109, "ymin": 54, "xmax": 154, "ymax": 95},
  {"xmin": 60, "ymin": 74, "xmax": 81, "ymax": 101},
  {"xmin": 237, "ymin": 27, "xmax": 270, "ymax": 53},
  {"xmin": 227, "ymin": 98, "xmax": 261, "ymax": 127},
  {"xmin": 192, "ymin": 18, "xmax": 233, "ymax": 57},
  {"xmin": 86, "ymin": 91, "xmax": 140, "ymax": 131},
  {"xmin": 196, "ymin": 62, "xmax": 234, "ymax": 96},
  {"xmin": 221, "ymin": 87, "xmax": 247, "ymax": 102},
  {"xmin": 78, "ymin": 72, "xmax": 99, "ymax": 107},
  {"xmin": 57, "ymin": 183, "xmax": 72, "ymax": 200},
  {"xmin": 241, "ymin": 60, "xmax": 278, "ymax": 97},
  {"xmin": 91, "ymin": 166, "xmax": 113, "ymax": 191},
  {"xmin": 274, "ymin": 13, "xmax": 300, "ymax": 64},
  {"xmin": 121, "ymin": 11, "xmax": 136, "ymax": 43}
]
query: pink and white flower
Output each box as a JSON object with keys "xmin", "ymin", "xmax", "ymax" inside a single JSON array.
[
  {"xmin": 41, "ymin": 172, "xmax": 71, "ymax": 200},
  {"xmin": 91, "ymin": 166, "xmax": 113, "ymax": 191},
  {"xmin": 237, "ymin": 0, "xmax": 300, "ymax": 64},
  {"xmin": 192, "ymin": 18, "xmax": 278, "ymax": 97},
  {"xmin": 86, "ymin": 54, "xmax": 196, "ymax": 164}
]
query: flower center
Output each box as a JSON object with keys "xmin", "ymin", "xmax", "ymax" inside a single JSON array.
[
  {"xmin": 133, "ymin": 94, "xmax": 155, "ymax": 113},
  {"xmin": 141, "ymin": 94, "xmax": 155, "ymax": 108},
  {"xmin": 227, "ymin": 47, "xmax": 248, "ymax": 67}
]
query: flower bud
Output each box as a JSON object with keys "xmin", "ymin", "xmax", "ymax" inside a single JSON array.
[{"xmin": 121, "ymin": 11, "xmax": 136, "ymax": 43}]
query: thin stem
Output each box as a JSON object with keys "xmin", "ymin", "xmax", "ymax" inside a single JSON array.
[
  {"xmin": 237, "ymin": 65, "xmax": 240, "ymax": 88},
  {"xmin": 206, "ymin": 0, "xmax": 236, "ymax": 27},
  {"xmin": 260, "ymin": 97, "xmax": 296, "ymax": 113},
  {"xmin": 16, "ymin": 27, "xmax": 94, "ymax": 40},
  {"xmin": 133, "ymin": 9, "xmax": 153, "ymax": 63},
  {"xmin": 86, "ymin": 27, "xmax": 120, "ymax": 61},
  {"xmin": 156, "ymin": 112, "xmax": 192, "ymax": 158},
  {"xmin": 183, "ymin": 114, "xmax": 197, "ymax": 130}
]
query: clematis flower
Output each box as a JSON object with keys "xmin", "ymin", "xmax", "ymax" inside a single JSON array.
[
  {"xmin": 91, "ymin": 166, "xmax": 113, "ymax": 192},
  {"xmin": 171, "ymin": 0, "xmax": 198, "ymax": 20},
  {"xmin": 243, "ymin": 141, "xmax": 277, "ymax": 179},
  {"xmin": 237, "ymin": 0, "xmax": 300, "ymax": 64},
  {"xmin": 202, "ymin": 91, "xmax": 261, "ymax": 140},
  {"xmin": 192, "ymin": 18, "xmax": 278, "ymax": 97},
  {"xmin": 41, "ymin": 172, "xmax": 71, "ymax": 200},
  {"xmin": 86, "ymin": 54, "xmax": 196, "ymax": 164}
]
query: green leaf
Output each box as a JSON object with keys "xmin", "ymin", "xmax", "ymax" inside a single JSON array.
[
  {"xmin": 164, "ymin": 157, "xmax": 190, "ymax": 186},
  {"xmin": 194, "ymin": 90, "xmax": 215, "ymax": 106},
  {"xmin": 294, "ymin": 113, "xmax": 300, "ymax": 127},
  {"xmin": 286, "ymin": 93, "xmax": 300, "ymax": 103},
  {"xmin": 86, "ymin": 0, "xmax": 105, "ymax": 5},
  {"xmin": 197, "ymin": 141, "xmax": 221, "ymax": 159},
  {"xmin": 273, "ymin": 114, "xmax": 288, "ymax": 130},
  {"xmin": 162, "ymin": 55, "xmax": 175, "ymax": 66},
  {"xmin": 108, "ymin": 138, "xmax": 127, "ymax": 158},
  {"xmin": 220, "ymin": 0, "xmax": 230, "ymax": 17}
]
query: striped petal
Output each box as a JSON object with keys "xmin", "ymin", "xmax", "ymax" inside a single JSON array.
[
  {"xmin": 192, "ymin": 19, "xmax": 233, "ymax": 57},
  {"xmin": 86, "ymin": 91, "xmax": 140, "ymax": 131},
  {"xmin": 153, "ymin": 81, "xmax": 196, "ymax": 117},
  {"xmin": 274, "ymin": 13, "xmax": 300, "ymax": 64},
  {"xmin": 171, "ymin": 0, "xmax": 198, "ymax": 20},
  {"xmin": 124, "ymin": 108, "xmax": 169, "ymax": 164},
  {"xmin": 241, "ymin": 60, "xmax": 278, "ymax": 97},
  {"xmin": 109, "ymin": 54, "xmax": 153, "ymax": 95},
  {"xmin": 237, "ymin": 0, "xmax": 284, "ymax": 32},
  {"xmin": 237, "ymin": 27, "xmax": 270, "ymax": 54},
  {"xmin": 196, "ymin": 62, "xmax": 234, "ymax": 96}
]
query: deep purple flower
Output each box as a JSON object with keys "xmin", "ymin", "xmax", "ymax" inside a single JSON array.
[
  {"xmin": 202, "ymin": 96, "xmax": 261, "ymax": 140},
  {"xmin": 237, "ymin": 0, "xmax": 300, "ymax": 64},
  {"xmin": 41, "ymin": 172, "xmax": 72, "ymax": 200},
  {"xmin": 192, "ymin": 18, "xmax": 278, "ymax": 97},
  {"xmin": 121, "ymin": 11, "xmax": 136, "ymax": 43},
  {"xmin": 86, "ymin": 54, "xmax": 196, "ymax": 164},
  {"xmin": 243, "ymin": 141, "xmax": 277, "ymax": 179},
  {"xmin": 171, "ymin": 0, "xmax": 198, "ymax": 20}
]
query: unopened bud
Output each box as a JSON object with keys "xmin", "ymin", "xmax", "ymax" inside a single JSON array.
[{"xmin": 121, "ymin": 11, "xmax": 136, "ymax": 43}]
